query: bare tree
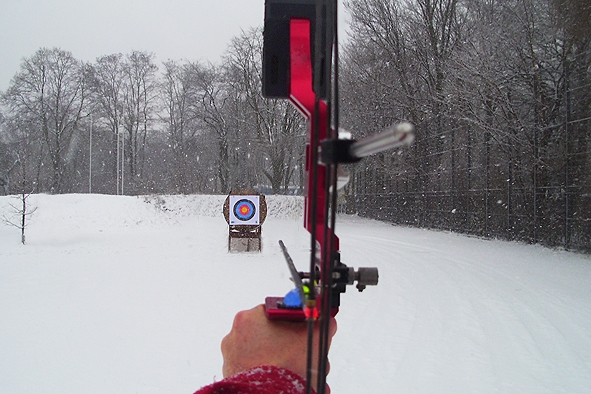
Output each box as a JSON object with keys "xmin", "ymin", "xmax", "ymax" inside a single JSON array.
[
  {"xmin": 223, "ymin": 28, "xmax": 305, "ymax": 193},
  {"xmin": 342, "ymin": 0, "xmax": 590, "ymax": 249},
  {"xmin": 161, "ymin": 60, "xmax": 210, "ymax": 193},
  {"xmin": 87, "ymin": 53, "xmax": 126, "ymax": 193},
  {"xmin": 122, "ymin": 51, "xmax": 158, "ymax": 193},
  {"xmin": 1, "ymin": 48, "xmax": 88, "ymax": 193},
  {"xmin": 1, "ymin": 154, "xmax": 36, "ymax": 244}
]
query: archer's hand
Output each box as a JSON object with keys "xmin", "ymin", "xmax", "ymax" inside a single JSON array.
[{"xmin": 221, "ymin": 304, "xmax": 337, "ymax": 390}]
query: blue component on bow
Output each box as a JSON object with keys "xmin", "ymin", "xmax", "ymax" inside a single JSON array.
[{"xmin": 283, "ymin": 288, "xmax": 303, "ymax": 308}]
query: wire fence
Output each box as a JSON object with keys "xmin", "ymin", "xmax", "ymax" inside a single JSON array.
[
  {"xmin": 350, "ymin": 92, "xmax": 591, "ymax": 253},
  {"xmin": 353, "ymin": 185, "xmax": 591, "ymax": 252}
]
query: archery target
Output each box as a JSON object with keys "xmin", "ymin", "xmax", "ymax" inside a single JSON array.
[
  {"xmin": 234, "ymin": 199, "xmax": 256, "ymax": 220},
  {"xmin": 229, "ymin": 195, "xmax": 260, "ymax": 225}
]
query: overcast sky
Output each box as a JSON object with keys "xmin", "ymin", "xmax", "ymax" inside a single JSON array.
[{"xmin": 0, "ymin": 0, "xmax": 350, "ymax": 92}]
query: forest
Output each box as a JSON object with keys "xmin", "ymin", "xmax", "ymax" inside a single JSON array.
[{"xmin": 1, "ymin": 0, "xmax": 590, "ymax": 251}]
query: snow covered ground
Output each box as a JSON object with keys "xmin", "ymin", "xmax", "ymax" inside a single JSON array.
[{"xmin": 1, "ymin": 193, "xmax": 590, "ymax": 394}]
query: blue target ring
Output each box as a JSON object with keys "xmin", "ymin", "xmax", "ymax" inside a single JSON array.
[{"xmin": 233, "ymin": 199, "xmax": 256, "ymax": 221}]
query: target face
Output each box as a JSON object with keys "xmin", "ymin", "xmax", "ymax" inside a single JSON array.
[
  {"xmin": 229, "ymin": 195, "xmax": 260, "ymax": 225},
  {"xmin": 234, "ymin": 199, "xmax": 256, "ymax": 221}
]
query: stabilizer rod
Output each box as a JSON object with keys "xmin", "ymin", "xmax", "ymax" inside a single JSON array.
[
  {"xmin": 321, "ymin": 122, "xmax": 415, "ymax": 165},
  {"xmin": 349, "ymin": 122, "xmax": 415, "ymax": 159}
]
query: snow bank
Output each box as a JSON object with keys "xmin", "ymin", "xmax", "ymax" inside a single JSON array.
[{"xmin": 142, "ymin": 194, "xmax": 304, "ymax": 220}]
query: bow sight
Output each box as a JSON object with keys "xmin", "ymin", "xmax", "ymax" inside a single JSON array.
[{"xmin": 265, "ymin": 240, "xmax": 380, "ymax": 321}]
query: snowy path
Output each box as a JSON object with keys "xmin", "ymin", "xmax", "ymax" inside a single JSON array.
[
  {"xmin": 1, "ymin": 194, "xmax": 590, "ymax": 393},
  {"xmin": 332, "ymin": 217, "xmax": 591, "ymax": 393}
]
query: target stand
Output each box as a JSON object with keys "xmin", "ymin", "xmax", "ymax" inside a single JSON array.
[{"xmin": 223, "ymin": 190, "xmax": 267, "ymax": 252}]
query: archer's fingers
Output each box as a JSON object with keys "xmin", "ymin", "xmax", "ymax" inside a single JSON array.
[{"xmin": 329, "ymin": 317, "xmax": 337, "ymax": 338}]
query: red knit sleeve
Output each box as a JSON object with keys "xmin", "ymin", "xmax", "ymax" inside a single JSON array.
[{"xmin": 193, "ymin": 365, "xmax": 314, "ymax": 394}]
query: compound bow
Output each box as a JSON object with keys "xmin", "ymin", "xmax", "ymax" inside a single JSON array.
[{"xmin": 261, "ymin": 1, "xmax": 415, "ymax": 393}]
